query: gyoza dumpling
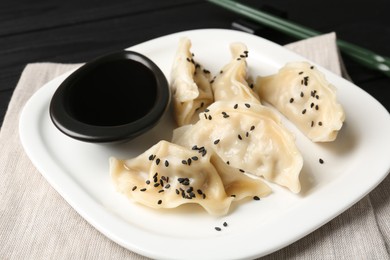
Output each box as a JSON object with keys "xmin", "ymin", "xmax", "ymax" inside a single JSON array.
[
  {"xmin": 173, "ymin": 101, "xmax": 303, "ymax": 193},
  {"xmin": 110, "ymin": 140, "xmax": 270, "ymax": 215},
  {"xmin": 170, "ymin": 37, "xmax": 214, "ymax": 126},
  {"xmin": 254, "ymin": 62, "xmax": 345, "ymax": 142},
  {"xmin": 211, "ymin": 42, "xmax": 260, "ymax": 104}
]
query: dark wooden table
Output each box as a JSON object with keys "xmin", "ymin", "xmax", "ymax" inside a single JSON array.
[{"xmin": 1, "ymin": 0, "xmax": 389, "ymax": 128}]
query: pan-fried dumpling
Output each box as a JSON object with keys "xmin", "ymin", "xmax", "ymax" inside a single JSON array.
[
  {"xmin": 110, "ymin": 140, "xmax": 270, "ymax": 216},
  {"xmin": 173, "ymin": 101, "xmax": 303, "ymax": 193},
  {"xmin": 211, "ymin": 42, "xmax": 260, "ymax": 104},
  {"xmin": 254, "ymin": 62, "xmax": 345, "ymax": 142},
  {"xmin": 170, "ymin": 37, "xmax": 214, "ymax": 126}
]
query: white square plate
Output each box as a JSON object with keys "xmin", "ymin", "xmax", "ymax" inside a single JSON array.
[{"xmin": 19, "ymin": 29, "xmax": 390, "ymax": 259}]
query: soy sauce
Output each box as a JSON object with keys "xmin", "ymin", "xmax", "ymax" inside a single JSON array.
[{"xmin": 66, "ymin": 59, "xmax": 157, "ymax": 126}]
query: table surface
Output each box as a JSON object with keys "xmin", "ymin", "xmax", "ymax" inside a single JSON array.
[{"xmin": 1, "ymin": 0, "xmax": 389, "ymax": 128}]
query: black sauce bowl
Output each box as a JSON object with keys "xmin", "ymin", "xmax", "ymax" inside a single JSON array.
[{"xmin": 49, "ymin": 50, "xmax": 170, "ymax": 143}]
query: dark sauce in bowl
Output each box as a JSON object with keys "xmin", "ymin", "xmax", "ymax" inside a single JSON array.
[{"xmin": 50, "ymin": 51, "xmax": 170, "ymax": 143}]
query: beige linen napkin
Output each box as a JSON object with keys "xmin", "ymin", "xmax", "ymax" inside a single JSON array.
[{"xmin": 1, "ymin": 33, "xmax": 389, "ymax": 259}]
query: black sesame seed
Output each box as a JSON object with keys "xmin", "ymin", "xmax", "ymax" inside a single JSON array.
[
  {"xmin": 153, "ymin": 172, "xmax": 158, "ymax": 178},
  {"xmin": 210, "ymin": 79, "xmax": 214, "ymax": 84},
  {"xmin": 250, "ymin": 83, "xmax": 254, "ymax": 89},
  {"xmin": 165, "ymin": 160, "xmax": 169, "ymax": 167},
  {"xmin": 182, "ymin": 160, "xmax": 187, "ymax": 165},
  {"xmin": 148, "ymin": 154, "xmax": 155, "ymax": 161},
  {"xmin": 239, "ymin": 169, "xmax": 245, "ymax": 173},
  {"xmin": 132, "ymin": 186, "xmax": 137, "ymax": 191},
  {"xmin": 237, "ymin": 58, "xmax": 241, "ymax": 61},
  {"xmin": 315, "ymin": 105, "xmax": 319, "ymax": 110},
  {"xmin": 250, "ymin": 125, "xmax": 255, "ymax": 131},
  {"xmin": 226, "ymin": 161, "xmax": 230, "ymax": 165},
  {"xmin": 192, "ymin": 145, "xmax": 198, "ymax": 150},
  {"xmin": 245, "ymin": 103, "xmax": 251, "ymax": 108},
  {"xmin": 304, "ymin": 76, "xmax": 309, "ymax": 86},
  {"xmin": 289, "ymin": 98, "xmax": 294, "ymax": 103},
  {"xmin": 140, "ymin": 188, "xmax": 147, "ymax": 192},
  {"xmin": 186, "ymin": 57, "xmax": 191, "ymax": 62},
  {"xmin": 253, "ymin": 196, "xmax": 260, "ymax": 201},
  {"xmin": 187, "ymin": 158, "xmax": 192, "ymax": 165},
  {"xmin": 246, "ymin": 132, "xmax": 249, "ymax": 137},
  {"xmin": 208, "ymin": 115, "xmax": 212, "ymax": 120},
  {"xmin": 197, "ymin": 189, "xmax": 203, "ymax": 195},
  {"xmin": 311, "ymin": 103, "xmax": 314, "ymax": 108},
  {"xmin": 202, "ymin": 194, "xmax": 206, "ymax": 199},
  {"xmin": 205, "ymin": 109, "xmax": 210, "ymax": 112},
  {"xmin": 191, "ymin": 156, "xmax": 198, "ymax": 161},
  {"xmin": 299, "ymin": 71, "xmax": 304, "ymax": 75},
  {"xmin": 302, "ymin": 109, "xmax": 306, "ymax": 114},
  {"xmin": 300, "ymin": 92, "xmax": 304, "ymax": 97},
  {"xmin": 318, "ymin": 121, "xmax": 323, "ymax": 126},
  {"xmin": 234, "ymin": 104, "xmax": 238, "ymax": 109},
  {"xmin": 158, "ymin": 190, "xmax": 164, "ymax": 193},
  {"xmin": 157, "ymin": 200, "xmax": 162, "ymax": 205},
  {"xmin": 319, "ymin": 158, "xmax": 324, "ymax": 164},
  {"xmin": 153, "ymin": 176, "xmax": 158, "ymax": 183},
  {"xmin": 203, "ymin": 69, "xmax": 210, "ymax": 74},
  {"xmin": 154, "ymin": 183, "xmax": 160, "ymax": 187},
  {"xmin": 231, "ymin": 194, "xmax": 236, "ymax": 197},
  {"xmin": 311, "ymin": 121, "xmax": 314, "ymax": 127},
  {"xmin": 223, "ymin": 222, "xmax": 228, "ymax": 227},
  {"xmin": 146, "ymin": 180, "xmax": 150, "ymax": 185},
  {"xmin": 156, "ymin": 158, "xmax": 160, "ymax": 165},
  {"xmin": 220, "ymin": 70, "xmax": 224, "ymax": 74},
  {"xmin": 186, "ymin": 186, "xmax": 193, "ymax": 193},
  {"xmin": 165, "ymin": 184, "xmax": 171, "ymax": 189},
  {"xmin": 160, "ymin": 179, "xmax": 164, "ymax": 186},
  {"xmin": 240, "ymin": 54, "xmax": 245, "ymax": 58},
  {"xmin": 238, "ymin": 134, "xmax": 242, "ymax": 140},
  {"xmin": 175, "ymin": 189, "xmax": 180, "ymax": 195},
  {"xmin": 214, "ymin": 139, "xmax": 220, "ymax": 145},
  {"xmin": 310, "ymin": 65, "xmax": 314, "ymax": 69},
  {"xmin": 316, "ymin": 95, "xmax": 319, "ymax": 99},
  {"xmin": 215, "ymin": 227, "xmax": 222, "ymax": 231}
]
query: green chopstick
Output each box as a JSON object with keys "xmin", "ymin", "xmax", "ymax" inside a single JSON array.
[{"xmin": 208, "ymin": 0, "xmax": 390, "ymax": 77}]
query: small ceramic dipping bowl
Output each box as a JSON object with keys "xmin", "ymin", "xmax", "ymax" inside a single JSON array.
[{"xmin": 49, "ymin": 50, "xmax": 170, "ymax": 143}]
